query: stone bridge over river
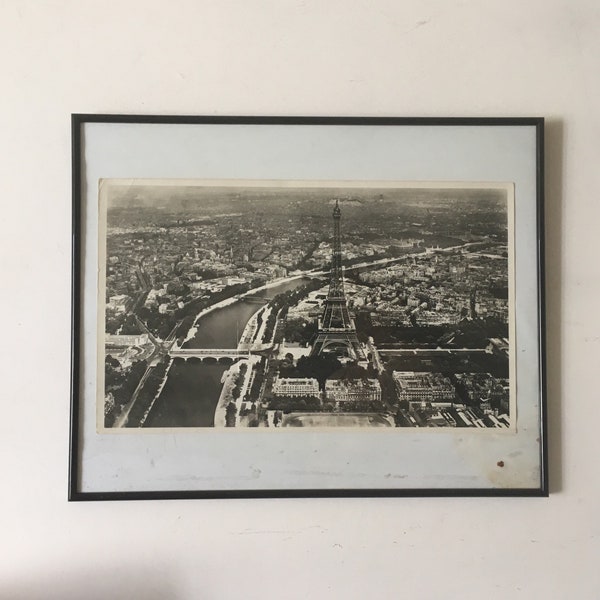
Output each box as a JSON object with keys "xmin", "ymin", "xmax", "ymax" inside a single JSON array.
[{"xmin": 168, "ymin": 347, "xmax": 253, "ymax": 362}]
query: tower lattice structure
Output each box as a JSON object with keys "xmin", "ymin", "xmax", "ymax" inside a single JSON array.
[{"xmin": 311, "ymin": 199, "xmax": 364, "ymax": 359}]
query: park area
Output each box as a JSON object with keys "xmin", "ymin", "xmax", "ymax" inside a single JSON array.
[{"xmin": 281, "ymin": 413, "xmax": 393, "ymax": 428}]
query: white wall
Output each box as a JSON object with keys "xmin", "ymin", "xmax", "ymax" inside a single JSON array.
[{"xmin": 1, "ymin": 1, "xmax": 598, "ymax": 598}]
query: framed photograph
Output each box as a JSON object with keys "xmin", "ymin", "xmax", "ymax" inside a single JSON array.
[{"xmin": 70, "ymin": 115, "xmax": 547, "ymax": 500}]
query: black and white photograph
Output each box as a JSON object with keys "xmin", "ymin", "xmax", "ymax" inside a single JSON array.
[{"xmin": 99, "ymin": 180, "xmax": 515, "ymax": 431}]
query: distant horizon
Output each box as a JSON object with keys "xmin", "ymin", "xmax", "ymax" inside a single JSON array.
[{"xmin": 105, "ymin": 180, "xmax": 508, "ymax": 210}]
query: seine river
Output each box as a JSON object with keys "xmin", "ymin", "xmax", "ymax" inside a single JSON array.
[{"xmin": 145, "ymin": 278, "xmax": 310, "ymax": 427}]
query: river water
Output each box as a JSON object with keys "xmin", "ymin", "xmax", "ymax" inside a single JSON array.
[{"xmin": 145, "ymin": 278, "xmax": 310, "ymax": 427}]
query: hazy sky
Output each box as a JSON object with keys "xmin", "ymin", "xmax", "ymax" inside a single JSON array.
[{"xmin": 105, "ymin": 180, "xmax": 507, "ymax": 211}]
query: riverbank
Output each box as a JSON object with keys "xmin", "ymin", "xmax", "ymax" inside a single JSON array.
[
  {"xmin": 180, "ymin": 273, "xmax": 313, "ymax": 347},
  {"xmin": 139, "ymin": 359, "xmax": 173, "ymax": 426},
  {"xmin": 213, "ymin": 357, "xmax": 259, "ymax": 427},
  {"xmin": 237, "ymin": 304, "xmax": 272, "ymax": 350}
]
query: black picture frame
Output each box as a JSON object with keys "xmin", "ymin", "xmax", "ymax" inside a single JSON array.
[{"xmin": 70, "ymin": 115, "xmax": 547, "ymax": 500}]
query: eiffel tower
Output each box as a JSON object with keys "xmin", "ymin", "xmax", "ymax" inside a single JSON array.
[{"xmin": 311, "ymin": 199, "xmax": 364, "ymax": 360}]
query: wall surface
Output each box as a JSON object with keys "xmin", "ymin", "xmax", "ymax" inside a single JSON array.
[{"xmin": 1, "ymin": 1, "xmax": 598, "ymax": 598}]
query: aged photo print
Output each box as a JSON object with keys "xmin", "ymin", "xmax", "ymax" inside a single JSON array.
[{"xmin": 98, "ymin": 180, "xmax": 515, "ymax": 431}]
